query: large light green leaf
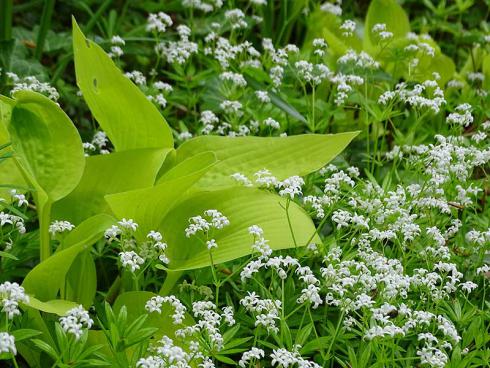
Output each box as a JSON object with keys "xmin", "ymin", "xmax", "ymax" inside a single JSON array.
[
  {"xmin": 52, "ymin": 148, "xmax": 169, "ymax": 224},
  {"xmin": 64, "ymin": 251, "xmax": 97, "ymax": 309},
  {"xmin": 72, "ymin": 19, "xmax": 173, "ymax": 151},
  {"xmin": 0, "ymin": 97, "xmax": 26, "ymax": 200},
  {"xmin": 157, "ymin": 151, "xmax": 216, "ymax": 183},
  {"xmin": 364, "ymin": 0, "xmax": 410, "ymax": 52},
  {"xmin": 483, "ymin": 53, "xmax": 490, "ymax": 90},
  {"xmin": 106, "ymin": 157, "xmax": 216, "ymax": 238},
  {"xmin": 419, "ymin": 53, "xmax": 456, "ymax": 86},
  {"xmin": 26, "ymin": 297, "xmax": 80, "ymax": 316},
  {"xmin": 8, "ymin": 90, "xmax": 85, "ymax": 260},
  {"xmin": 62, "ymin": 214, "xmax": 115, "ymax": 307},
  {"xmin": 8, "ymin": 91, "xmax": 85, "ymax": 203},
  {"xmin": 160, "ymin": 187, "xmax": 320, "ymax": 270},
  {"xmin": 22, "ymin": 214, "xmax": 114, "ymax": 301},
  {"xmin": 175, "ymin": 132, "xmax": 358, "ymax": 188}
]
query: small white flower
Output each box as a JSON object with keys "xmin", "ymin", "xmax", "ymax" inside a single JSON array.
[
  {"xmin": 118, "ymin": 218, "xmax": 138, "ymax": 232},
  {"xmin": 0, "ymin": 332, "xmax": 16, "ymax": 355},
  {"xmin": 60, "ymin": 305, "xmax": 93, "ymax": 340},
  {"xmin": 119, "ymin": 251, "xmax": 144, "ymax": 272},
  {"xmin": 207, "ymin": 239, "xmax": 218, "ymax": 250},
  {"xmin": 48, "ymin": 220, "xmax": 75, "ymax": 236}
]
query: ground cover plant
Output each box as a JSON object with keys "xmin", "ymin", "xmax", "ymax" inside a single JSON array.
[{"xmin": 0, "ymin": 0, "xmax": 489, "ymax": 367}]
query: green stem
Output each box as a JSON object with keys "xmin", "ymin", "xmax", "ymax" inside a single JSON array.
[
  {"xmin": 39, "ymin": 202, "xmax": 52, "ymax": 261},
  {"xmin": 0, "ymin": 0, "xmax": 13, "ymax": 93},
  {"xmin": 35, "ymin": 0, "xmax": 55, "ymax": 60},
  {"xmin": 0, "ymin": 0, "xmax": 13, "ymax": 40}
]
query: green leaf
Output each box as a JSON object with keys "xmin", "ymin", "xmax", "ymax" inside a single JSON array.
[
  {"xmin": 26, "ymin": 297, "xmax": 80, "ymax": 316},
  {"xmin": 157, "ymin": 151, "xmax": 216, "ymax": 183},
  {"xmin": 0, "ymin": 97, "xmax": 26, "ymax": 200},
  {"xmin": 64, "ymin": 250, "xmax": 97, "ymax": 308},
  {"xmin": 105, "ymin": 156, "xmax": 216, "ymax": 238},
  {"xmin": 22, "ymin": 214, "xmax": 113, "ymax": 301},
  {"xmin": 11, "ymin": 329, "xmax": 42, "ymax": 342},
  {"xmin": 72, "ymin": 19, "xmax": 173, "ymax": 151},
  {"xmin": 483, "ymin": 53, "xmax": 490, "ymax": 90},
  {"xmin": 0, "ymin": 250, "xmax": 18, "ymax": 260},
  {"xmin": 160, "ymin": 187, "xmax": 320, "ymax": 270},
  {"xmin": 8, "ymin": 90, "xmax": 85, "ymax": 203},
  {"xmin": 175, "ymin": 132, "xmax": 359, "ymax": 189},
  {"xmin": 7, "ymin": 90, "xmax": 85, "ymax": 260},
  {"xmin": 364, "ymin": 0, "xmax": 410, "ymax": 52},
  {"xmin": 60, "ymin": 213, "xmax": 116, "ymax": 250},
  {"xmin": 421, "ymin": 53, "xmax": 456, "ymax": 86},
  {"xmin": 52, "ymin": 148, "xmax": 169, "ymax": 225}
]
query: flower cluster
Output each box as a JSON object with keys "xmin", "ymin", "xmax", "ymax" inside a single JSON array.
[{"xmin": 59, "ymin": 305, "xmax": 94, "ymax": 340}]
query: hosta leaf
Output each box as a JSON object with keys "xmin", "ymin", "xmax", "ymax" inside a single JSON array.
[
  {"xmin": 0, "ymin": 97, "xmax": 26, "ymax": 200},
  {"xmin": 72, "ymin": 19, "xmax": 173, "ymax": 151},
  {"xmin": 105, "ymin": 157, "xmax": 215, "ymax": 238},
  {"xmin": 26, "ymin": 297, "xmax": 80, "ymax": 316},
  {"xmin": 419, "ymin": 53, "xmax": 456, "ymax": 86},
  {"xmin": 160, "ymin": 187, "xmax": 320, "ymax": 270},
  {"xmin": 175, "ymin": 132, "xmax": 359, "ymax": 189},
  {"xmin": 8, "ymin": 90, "xmax": 85, "ymax": 260},
  {"xmin": 52, "ymin": 148, "xmax": 169, "ymax": 224},
  {"xmin": 22, "ymin": 214, "xmax": 114, "ymax": 301},
  {"xmin": 8, "ymin": 91, "xmax": 85, "ymax": 202},
  {"xmin": 483, "ymin": 53, "xmax": 490, "ymax": 90},
  {"xmin": 64, "ymin": 250, "xmax": 97, "ymax": 308},
  {"xmin": 157, "ymin": 151, "xmax": 216, "ymax": 183},
  {"xmin": 364, "ymin": 0, "xmax": 410, "ymax": 52}
]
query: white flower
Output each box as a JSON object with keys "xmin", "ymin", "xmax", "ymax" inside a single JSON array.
[
  {"xmin": 225, "ymin": 9, "xmax": 247, "ymax": 29},
  {"xmin": 48, "ymin": 220, "xmax": 75, "ymax": 236},
  {"xmin": 372, "ymin": 23, "xmax": 393, "ymax": 40},
  {"xmin": 231, "ymin": 173, "xmax": 252, "ymax": 186},
  {"xmin": 118, "ymin": 218, "xmax": 138, "ymax": 232},
  {"xmin": 147, "ymin": 230, "xmax": 163, "ymax": 242},
  {"xmin": 125, "ymin": 70, "xmax": 146, "ymax": 86},
  {"xmin": 10, "ymin": 190, "xmax": 28, "ymax": 207},
  {"xmin": 255, "ymin": 90, "xmax": 271, "ymax": 103},
  {"xmin": 320, "ymin": 2, "xmax": 342, "ymax": 16},
  {"xmin": 146, "ymin": 12, "xmax": 173, "ymax": 33},
  {"xmin": 278, "ymin": 176, "xmax": 304, "ymax": 199},
  {"xmin": 459, "ymin": 281, "xmax": 478, "ymax": 293},
  {"xmin": 206, "ymin": 239, "xmax": 218, "ymax": 250},
  {"xmin": 220, "ymin": 72, "xmax": 247, "ymax": 87},
  {"xmin": 119, "ymin": 251, "xmax": 144, "ymax": 272},
  {"xmin": 0, "ymin": 332, "xmax": 16, "ymax": 355},
  {"xmin": 0, "ymin": 282, "xmax": 29, "ymax": 319},
  {"xmin": 146, "ymin": 295, "xmax": 186, "ymax": 324},
  {"xmin": 185, "ymin": 210, "xmax": 229, "ymax": 237},
  {"xmin": 220, "ymin": 100, "xmax": 242, "ymax": 114},
  {"xmin": 104, "ymin": 225, "xmax": 121, "ymax": 241},
  {"xmin": 263, "ymin": 117, "xmax": 280, "ymax": 130},
  {"xmin": 239, "ymin": 347, "xmax": 264, "ymax": 367},
  {"xmin": 60, "ymin": 305, "xmax": 93, "ymax": 340},
  {"xmin": 340, "ymin": 20, "xmax": 356, "ymax": 37}
]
